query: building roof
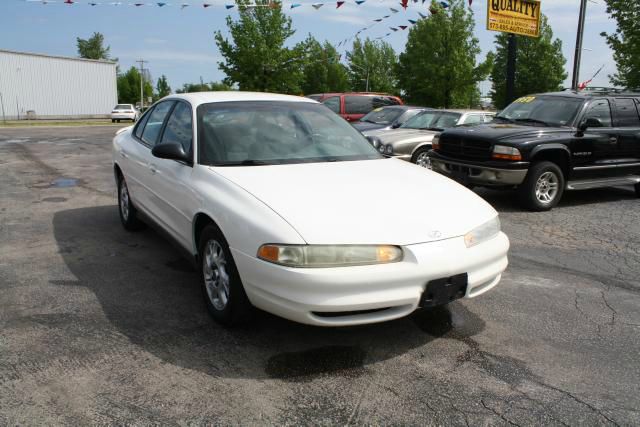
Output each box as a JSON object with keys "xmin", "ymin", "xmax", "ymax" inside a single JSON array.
[{"xmin": 0, "ymin": 48, "xmax": 116, "ymax": 65}]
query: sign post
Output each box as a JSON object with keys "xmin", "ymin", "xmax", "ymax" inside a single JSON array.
[{"xmin": 487, "ymin": 0, "xmax": 542, "ymax": 104}]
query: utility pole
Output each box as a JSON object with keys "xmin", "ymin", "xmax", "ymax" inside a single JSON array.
[
  {"xmin": 571, "ymin": 0, "xmax": 587, "ymax": 90},
  {"xmin": 136, "ymin": 59, "xmax": 147, "ymax": 110},
  {"xmin": 506, "ymin": 33, "xmax": 517, "ymax": 105}
]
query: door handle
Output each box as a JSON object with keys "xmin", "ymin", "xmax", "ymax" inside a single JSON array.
[{"xmin": 149, "ymin": 163, "xmax": 158, "ymax": 174}]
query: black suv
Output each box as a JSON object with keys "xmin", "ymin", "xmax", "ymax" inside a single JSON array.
[{"xmin": 429, "ymin": 90, "xmax": 640, "ymax": 211}]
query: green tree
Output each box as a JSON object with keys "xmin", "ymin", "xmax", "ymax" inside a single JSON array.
[
  {"xmin": 397, "ymin": 0, "xmax": 489, "ymax": 108},
  {"xmin": 601, "ymin": 0, "xmax": 640, "ymax": 88},
  {"xmin": 300, "ymin": 36, "xmax": 350, "ymax": 94},
  {"xmin": 214, "ymin": 0, "xmax": 306, "ymax": 93},
  {"xmin": 347, "ymin": 38, "xmax": 398, "ymax": 94},
  {"xmin": 175, "ymin": 81, "xmax": 233, "ymax": 93},
  {"xmin": 117, "ymin": 67, "xmax": 153, "ymax": 105},
  {"xmin": 77, "ymin": 32, "xmax": 112, "ymax": 60},
  {"xmin": 156, "ymin": 75, "xmax": 172, "ymax": 99},
  {"xmin": 490, "ymin": 15, "xmax": 567, "ymax": 109}
]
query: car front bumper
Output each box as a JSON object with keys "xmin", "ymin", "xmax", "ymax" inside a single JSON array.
[
  {"xmin": 231, "ymin": 232, "xmax": 509, "ymax": 326},
  {"xmin": 430, "ymin": 155, "xmax": 528, "ymax": 186}
]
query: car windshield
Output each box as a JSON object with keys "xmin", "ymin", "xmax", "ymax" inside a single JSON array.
[
  {"xmin": 197, "ymin": 101, "xmax": 383, "ymax": 166},
  {"xmin": 401, "ymin": 111, "xmax": 462, "ymax": 131},
  {"xmin": 360, "ymin": 107, "xmax": 404, "ymax": 124},
  {"xmin": 115, "ymin": 104, "xmax": 132, "ymax": 110},
  {"xmin": 495, "ymin": 96, "xmax": 585, "ymax": 127}
]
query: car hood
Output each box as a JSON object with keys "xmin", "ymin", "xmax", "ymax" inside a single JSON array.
[
  {"xmin": 376, "ymin": 128, "xmax": 438, "ymax": 145},
  {"xmin": 443, "ymin": 123, "xmax": 572, "ymax": 142},
  {"xmin": 352, "ymin": 121, "xmax": 388, "ymax": 132},
  {"xmin": 211, "ymin": 159, "xmax": 497, "ymax": 246}
]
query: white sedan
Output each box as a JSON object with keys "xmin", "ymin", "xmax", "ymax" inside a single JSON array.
[
  {"xmin": 111, "ymin": 104, "xmax": 139, "ymax": 123},
  {"xmin": 112, "ymin": 92, "xmax": 509, "ymax": 327}
]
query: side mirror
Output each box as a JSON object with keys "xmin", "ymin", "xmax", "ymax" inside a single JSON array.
[
  {"xmin": 391, "ymin": 122, "xmax": 401, "ymax": 129},
  {"xmin": 578, "ymin": 117, "xmax": 603, "ymax": 132},
  {"xmin": 151, "ymin": 142, "xmax": 191, "ymax": 163}
]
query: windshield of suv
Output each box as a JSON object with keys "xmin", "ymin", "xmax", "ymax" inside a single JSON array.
[
  {"xmin": 360, "ymin": 107, "xmax": 404, "ymax": 124},
  {"xmin": 495, "ymin": 96, "xmax": 585, "ymax": 127},
  {"xmin": 197, "ymin": 101, "xmax": 383, "ymax": 166},
  {"xmin": 401, "ymin": 111, "xmax": 462, "ymax": 131}
]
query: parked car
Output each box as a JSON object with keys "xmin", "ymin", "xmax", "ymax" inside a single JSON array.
[
  {"xmin": 429, "ymin": 90, "xmax": 640, "ymax": 211},
  {"xmin": 111, "ymin": 104, "xmax": 139, "ymax": 123},
  {"xmin": 351, "ymin": 105, "xmax": 429, "ymax": 133},
  {"xmin": 366, "ymin": 109, "xmax": 495, "ymax": 167},
  {"xmin": 310, "ymin": 92, "xmax": 403, "ymax": 122},
  {"xmin": 112, "ymin": 92, "xmax": 509, "ymax": 327}
]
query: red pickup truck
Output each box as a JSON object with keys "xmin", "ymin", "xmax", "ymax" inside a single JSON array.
[{"xmin": 308, "ymin": 92, "xmax": 404, "ymax": 122}]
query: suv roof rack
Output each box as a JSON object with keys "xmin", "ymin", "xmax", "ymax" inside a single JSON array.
[{"xmin": 561, "ymin": 87, "xmax": 640, "ymax": 96}]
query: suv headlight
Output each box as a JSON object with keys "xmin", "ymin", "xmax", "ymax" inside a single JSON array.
[
  {"xmin": 257, "ymin": 244, "xmax": 403, "ymax": 267},
  {"xmin": 492, "ymin": 145, "xmax": 522, "ymax": 161},
  {"xmin": 464, "ymin": 217, "xmax": 500, "ymax": 248},
  {"xmin": 432, "ymin": 134, "xmax": 440, "ymax": 150}
]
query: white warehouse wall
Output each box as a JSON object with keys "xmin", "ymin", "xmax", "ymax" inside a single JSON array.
[{"xmin": 0, "ymin": 49, "xmax": 117, "ymax": 120}]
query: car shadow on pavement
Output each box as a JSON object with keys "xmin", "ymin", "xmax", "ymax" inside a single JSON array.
[
  {"xmin": 52, "ymin": 206, "xmax": 486, "ymax": 382},
  {"xmin": 476, "ymin": 186, "xmax": 637, "ymax": 212}
]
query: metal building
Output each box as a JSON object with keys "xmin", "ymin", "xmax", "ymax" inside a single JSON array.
[{"xmin": 0, "ymin": 49, "xmax": 117, "ymax": 120}]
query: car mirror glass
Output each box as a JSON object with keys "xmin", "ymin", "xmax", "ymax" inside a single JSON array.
[{"xmin": 151, "ymin": 142, "xmax": 190, "ymax": 163}]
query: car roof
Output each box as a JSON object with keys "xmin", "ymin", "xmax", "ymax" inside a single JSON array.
[{"xmin": 161, "ymin": 91, "xmax": 318, "ymax": 107}]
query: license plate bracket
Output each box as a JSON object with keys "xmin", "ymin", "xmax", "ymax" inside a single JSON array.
[{"xmin": 420, "ymin": 273, "xmax": 468, "ymax": 308}]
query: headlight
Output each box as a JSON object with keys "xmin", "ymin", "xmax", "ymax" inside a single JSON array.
[
  {"xmin": 378, "ymin": 144, "xmax": 386, "ymax": 153},
  {"xmin": 385, "ymin": 145, "xmax": 394, "ymax": 155},
  {"xmin": 464, "ymin": 217, "xmax": 500, "ymax": 248},
  {"xmin": 432, "ymin": 134, "xmax": 440, "ymax": 150},
  {"xmin": 257, "ymin": 244, "xmax": 403, "ymax": 267},
  {"xmin": 492, "ymin": 145, "xmax": 522, "ymax": 161}
]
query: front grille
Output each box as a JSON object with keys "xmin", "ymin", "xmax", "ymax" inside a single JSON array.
[{"xmin": 439, "ymin": 135, "xmax": 492, "ymax": 160}]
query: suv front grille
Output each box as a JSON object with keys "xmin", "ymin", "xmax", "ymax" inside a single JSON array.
[{"xmin": 439, "ymin": 135, "xmax": 492, "ymax": 160}]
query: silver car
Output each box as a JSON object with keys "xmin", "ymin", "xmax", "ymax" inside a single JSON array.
[{"xmin": 364, "ymin": 109, "xmax": 495, "ymax": 167}]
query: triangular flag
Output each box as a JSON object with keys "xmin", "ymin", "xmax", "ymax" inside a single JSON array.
[
  {"xmin": 355, "ymin": 0, "xmax": 366, "ymax": 4},
  {"xmin": 383, "ymin": 15, "xmax": 390, "ymax": 18},
  {"xmin": 134, "ymin": 2, "xmax": 145, "ymax": 6},
  {"xmin": 180, "ymin": 2, "xmax": 189, "ymax": 8},
  {"xmin": 400, "ymin": 0, "xmax": 407, "ymax": 9},
  {"xmin": 203, "ymin": 3, "xmax": 212, "ymax": 7},
  {"xmin": 399, "ymin": 25, "xmax": 408, "ymax": 30},
  {"xmin": 157, "ymin": 2, "xmax": 167, "ymax": 6},
  {"xmin": 374, "ymin": 18, "xmax": 382, "ymax": 22},
  {"xmin": 390, "ymin": 7, "xmax": 398, "ymax": 13},
  {"xmin": 418, "ymin": 12, "xmax": 426, "ymax": 18},
  {"xmin": 225, "ymin": 4, "xmax": 234, "ymax": 8},
  {"xmin": 468, "ymin": 0, "xmax": 472, "ymax": 5},
  {"xmin": 385, "ymin": 33, "xmax": 391, "ymax": 36},
  {"xmin": 290, "ymin": 3, "xmax": 301, "ymax": 8},
  {"xmin": 336, "ymin": 1, "xmax": 345, "ymax": 8},
  {"xmin": 64, "ymin": 0, "xmax": 75, "ymax": 4},
  {"xmin": 312, "ymin": 2, "xmax": 323, "ymax": 8},
  {"xmin": 408, "ymin": 19, "xmax": 416, "ymax": 24},
  {"xmin": 88, "ymin": 2, "xmax": 98, "ymax": 5},
  {"xmin": 390, "ymin": 27, "xmax": 398, "ymax": 31},
  {"xmin": 439, "ymin": 1, "xmax": 449, "ymax": 7}
]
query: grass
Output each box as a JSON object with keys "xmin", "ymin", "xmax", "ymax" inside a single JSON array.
[{"xmin": 0, "ymin": 119, "xmax": 128, "ymax": 128}]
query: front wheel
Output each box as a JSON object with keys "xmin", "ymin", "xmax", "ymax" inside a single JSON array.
[
  {"xmin": 411, "ymin": 146, "xmax": 432, "ymax": 169},
  {"xmin": 118, "ymin": 176, "xmax": 145, "ymax": 231},
  {"xmin": 518, "ymin": 161, "xmax": 565, "ymax": 211},
  {"xmin": 199, "ymin": 225, "xmax": 252, "ymax": 326}
]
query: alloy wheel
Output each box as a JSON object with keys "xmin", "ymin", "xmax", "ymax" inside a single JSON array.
[
  {"xmin": 535, "ymin": 171, "xmax": 559, "ymax": 204},
  {"xmin": 119, "ymin": 180, "xmax": 130, "ymax": 221},
  {"xmin": 415, "ymin": 152, "xmax": 432, "ymax": 169},
  {"xmin": 203, "ymin": 240, "xmax": 230, "ymax": 311}
]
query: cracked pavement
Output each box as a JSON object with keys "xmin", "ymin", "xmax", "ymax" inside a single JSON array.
[{"xmin": 1, "ymin": 127, "xmax": 639, "ymax": 425}]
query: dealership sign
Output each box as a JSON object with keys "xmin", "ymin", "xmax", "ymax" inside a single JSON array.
[{"xmin": 487, "ymin": 0, "xmax": 541, "ymax": 38}]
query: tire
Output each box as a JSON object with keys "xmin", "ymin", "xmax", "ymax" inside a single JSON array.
[
  {"xmin": 518, "ymin": 161, "xmax": 565, "ymax": 211},
  {"xmin": 117, "ymin": 175, "xmax": 145, "ymax": 231},
  {"xmin": 111, "ymin": 119, "xmax": 115, "ymax": 123},
  {"xmin": 199, "ymin": 224, "xmax": 252, "ymax": 326},
  {"xmin": 411, "ymin": 146, "xmax": 432, "ymax": 169}
]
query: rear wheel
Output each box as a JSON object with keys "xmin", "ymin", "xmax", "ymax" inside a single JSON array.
[
  {"xmin": 411, "ymin": 146, "xmax": 432, "ymax": 169},
  {"xmin": 518, "ymin": 161, "xmax": 565, "ymax": 211},
  {"xmin": 117, "ymin": 176, "xmax": 145, "ymax": 231},
  {"xmin": 199, "ymin": 224, "xmax": 252, "ymax": 326}
]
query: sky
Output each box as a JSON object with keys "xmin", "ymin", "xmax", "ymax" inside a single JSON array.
[{"xmin": 0, "ymin": 0, "xmax": 617, "ymax": 95}]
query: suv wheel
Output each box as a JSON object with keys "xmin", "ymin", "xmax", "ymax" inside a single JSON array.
[
  {"xmin": 518, "ymin": 161, "xmax": 565, "ymax": 211},
  {"xmin": 118, "ymin": 176, "xmax": 145, "ymax": 231},
  {"xmin": 199, "ymin": 224, "xmax": 252, "ymax": 326},
  {"xmin": 411, "ymin": 147, "xmax": 432, "ymax": 169}
]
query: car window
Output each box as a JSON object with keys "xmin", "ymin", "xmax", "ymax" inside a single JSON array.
[
  {"xmin": 614, "ymin": 98, "xmax": 640, "ymax": 127},
  {"xmin": 360, "ymin": 107, "xmax": 404, "ymax": 124},
  {"xmin": 323, "ymin": 96, "xmax": 340, "ymax": 114},
  {"xmin": 197, "ymin": 101, "xmax": 382, "ymax": 165},
  {"xmin": 497, "ymin": 96, "xmax": 584, "ymax": 127},
  {"xmin": 160, "ymin": 102, "xmax": 193, "ymax": 155},
  {"xmin": 461, "ymin": 114, "xmax": 482, "ymax": 125},
  {"xmin": 134, "ymin": 108, "xmax": 153, "ymax": 139},
  {"xmin": 483, "ymin": 114, "xmax": 495, "ymax": 123},
  {"xmin": 401, "ymin": 111, "xmax": 438, "ymax": 129},
  {"xmin": 398, "ymin": 109, "xmax": 423, "ymax": 124},
  {"xmin": 345, "ymin": 96, "xmax": 374, "ymax": 115},
  {"xmin": 583, "ymin": 99, "xmax": 612, "ymax": 127},
  {"xmin": 372, "ymin": 96, "xmax": 400, "ymax": 109},
  {"xmin": 115, "ymin": 104, "xmax": 132, "ymax": 110},
  {"xmin": 141, "ymin": 101, "xmax": 174, "ymax": 146}
]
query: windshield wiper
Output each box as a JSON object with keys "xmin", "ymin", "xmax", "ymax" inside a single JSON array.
[
  {"xmin": 425, "ymin": 127, "xmax": 443, "ymax": 131},
  {"xmin": 514, "ymin": 118, "xmax": 549, "ymax": 127},
  {"xmin": 214, "ymin": 160, "xmax": 272, "ymax": 166}
]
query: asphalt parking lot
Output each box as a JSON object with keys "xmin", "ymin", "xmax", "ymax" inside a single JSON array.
[{"xmin": 1, "ymin": 126, "xmax": 639, "ymax": 425}]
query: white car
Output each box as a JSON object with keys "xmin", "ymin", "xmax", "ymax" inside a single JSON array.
[
  {"xmin": 112, "ymin": 92, "xmax": 509, "ymax": 327},
  {"xmin": 111, "ymin": 104, "xmax": 139, "ymax": 123}
]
